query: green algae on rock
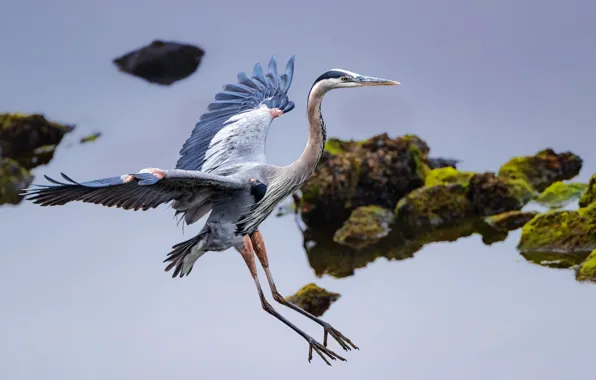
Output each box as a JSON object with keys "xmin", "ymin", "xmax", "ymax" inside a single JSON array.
[
  {"xmin": 517, "ymin": 209, "xmax": 596, "ymax": 268},
  {"xmin": 485, "ymin": 210, "xmax": 539, "ymax": 231},
  {"xmin": 497, "ymin": 148, "xmax": 583, "ymax": 193},
  {"xmin": 579, "ymin": 173, "xmax": 596, "ymax": 208},
  {"xmin": 300, "ymin": 133, "xmax": 431, "ymax": 226},
  {"xmin": 576, "ymin": 249, "xmax": 596, "ymax": 283},
  {"xmin": 285, "ymin": 283, "xmax": 341, "ymax": 317},
  {"xmin": 79, "ymin": 132, "xmax": 102, "ymax": 144},
  {"xmin": 424, "ymin": 167, "xmax": 474, "ymax": 187},
  {"xmin": 534, "ymin": 181, "xmax": 588, "ymax": 209},
  {"xmin": 333, "ymin": 206, "xmax": 395, "ymax": 250},
  {"xmin": 0, "ymin": 158, "xmax": 33, "ymax": 205}
]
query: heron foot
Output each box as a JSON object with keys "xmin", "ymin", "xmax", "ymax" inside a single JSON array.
[
  {"xmin": 322, "ymin": 323, "xmax": 359, "ymax": 352},
  {"xmin": 307, "ymin": 336, "xmax": 346, "ymax": 366}
]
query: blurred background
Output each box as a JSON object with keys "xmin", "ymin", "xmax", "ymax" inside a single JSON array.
[{"xmin": 1, "ymin": 0, "xmax": 595, "ymax": 379}]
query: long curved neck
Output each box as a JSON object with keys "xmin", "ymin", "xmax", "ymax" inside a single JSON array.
[{"xmin": 289, "ymin": 83, "xmax": 328, "ymax": 185}]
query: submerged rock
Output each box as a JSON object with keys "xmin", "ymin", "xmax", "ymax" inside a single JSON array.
[
  {"xmin": 113, "ymin": 40, "xmax": 205, "ymax": 86},
  {"xmin": 485, "ymin": 211, "xmax": 539, "ymax": 231},
  {"xmin": 333, "ymin": 206, "xmax": 395, "ymax": 249},
  {"xmin": 0, "ymin": 158, "xmax": 33, "ymax": 205},
  {"xmin": 517, "ymin": 208, "xmax": 596, "ymax": 268},
  {"xmin": 534, "ymin": 181, "xmax": 588, "ymax": 209},
  {"xmin": 576, "ymin": 249, "xmax": 596, "ymax": 283},
  {"xmin": 300, "ymin": 133, "xmax": 430, "ymax": 226},
  {"xmin": 285, "ymin": 283, "xmax": 341, "ymax": 317},
  {"xmin": 498, "ymin": 148, "xmax": 583, "ymax": 192}
]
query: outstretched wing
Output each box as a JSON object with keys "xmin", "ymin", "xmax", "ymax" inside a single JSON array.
[
  {"xmin": 22, "ymin": 169, "xmax": 246, "ymax": 211},
  {"xmin": 176, "ymin": 56, "xmax": 296, "ymax": 173}
]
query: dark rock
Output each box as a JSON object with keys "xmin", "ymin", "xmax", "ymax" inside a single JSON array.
[{"xmin": 113, "ymin": 40, "xmax": 205, "ymax": 85}]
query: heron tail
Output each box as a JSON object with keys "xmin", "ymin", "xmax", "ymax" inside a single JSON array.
[{"xmin": 163, "ymin": 235, "xmax": 206, "ymax": 278}]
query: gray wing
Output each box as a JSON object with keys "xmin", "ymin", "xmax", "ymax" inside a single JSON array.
[
  {"xmin": 175, "ymin": 56, "xmax": 296, "ymax": 173},
  {"xmin": 22, "ymin": 169, "xmax": 247, "ymax": 211}
]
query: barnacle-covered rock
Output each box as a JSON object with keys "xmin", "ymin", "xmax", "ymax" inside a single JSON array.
[
  {"xmin": 333, "ymin": 206, "xmax": 395, "ymax": 249},
  {"xmin": 113, "ymin": 40, "xmax": 205, "ymax": 85},
  {"xmin": 576, "ymin": 249, "xmax": 596, "ymax": 283},
  {"xmin": 285, "ymin": 283, "xmax": 341, "ymax": 317},
  {"xmin": 0, "ymin": 158, "xmax": 33, "ymax": 205},
  {"xmin": 485, "ymin": 210, "xmax": 539, "ymax": 231},
  {"xmin": 0, "ymin": 113, "xmax": 74, "ymax": 169},
  {"xmin": 517, "ymin": 208, "xmax": 596, "ymax": 268},
  {"xmin": 497, "ymin": 148, "xmax": 583, "ymax": 192},
  {"xmin": 300, "ymin": 133, "xmax": 430, "ymax": 226},
  {"xmin": 579, "ymin": 173, "xmax": 596, "ymax": 208}
]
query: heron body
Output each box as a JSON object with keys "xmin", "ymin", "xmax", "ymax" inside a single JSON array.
[{"xmin": 24, "ymin": 56, "xmax": 398, "ymax": 365}]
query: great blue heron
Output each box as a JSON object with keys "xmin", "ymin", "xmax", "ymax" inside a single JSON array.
[{"xmin": 23, "ymin": 56, "xmax": 399, "ymax": 365}]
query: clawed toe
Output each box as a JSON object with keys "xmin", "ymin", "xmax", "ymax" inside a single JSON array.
[
  {"xmin": 308, "ymin": 338, "xmax": 346, "ymax": 366},
  {"xmin": 323, "ymin": 325, "xmax": 359, "ymax": 352}
]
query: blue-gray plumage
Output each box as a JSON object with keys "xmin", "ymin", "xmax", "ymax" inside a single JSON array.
[{"xmin": 22, "ymin": 55, "xmax": 399, "ymax": 366}]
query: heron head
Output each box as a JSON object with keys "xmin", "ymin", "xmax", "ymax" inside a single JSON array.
[{"xmin": 313, "ymin": 69, "xmax": 399, "ymax": 91}]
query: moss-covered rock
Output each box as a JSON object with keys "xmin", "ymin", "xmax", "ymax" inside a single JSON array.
[
  {"xmin": 517, "ymin": 209, "xmax": 596, "ymax": 268},
  {"xmin": 285, "ymin": 283, "xmax": 341, "ymax": 317},
  {"xmin": 0, "ymin": 158, "xmax": 33, "ymax": 205},
  {"xmin": 468, "ymin": 173, "xmax": 535, "ymax": 216},
  {"xmin": 395, "ymin": 184, "xmax": 473, "ymax": 229},
  {"xmin": 300, "ymin": 133, "xmax": 431, "ymax": 226},
  {"xmin": 0, "ymin": 113, "xmax": 74, "ymax": 170},
  {"xmin": 333, "ymin": 206, "xmax": 395, "ymax": 249},
  {"xmin": 424, "ymin": 167, "xmax": 474, "ymax": 187},
  {"xmin": 576, "ymin": 249, "xmax": 596, "ymax": 283},
  {"xmin": 498, "ymin": 148, "xmax": 583, "ymax": 192},
  {"xmin": 534, "ymin": 181, "xmax": 588, "ymax": 209},
  {"xmin": 579, "ymin": 173, "xmax": 596, "ymax": 208},
  {"xmin": 485, "ymin": 210, "xmax": 539, "ymax": 231}
]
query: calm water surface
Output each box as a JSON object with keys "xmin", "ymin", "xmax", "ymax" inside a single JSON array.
[{"xmin": 1, "ymin": 1, "xmax": 595, "ymax": 379}]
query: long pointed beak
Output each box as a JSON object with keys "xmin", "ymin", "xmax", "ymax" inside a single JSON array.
[{"xmin": 356, "ymin": 75, "xmax": 400, "ymax": 86}]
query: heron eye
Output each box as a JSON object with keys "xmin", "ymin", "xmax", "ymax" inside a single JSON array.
[{"xmin": 340, "ymin": 76, "xmax": 349, "ymax": 81}]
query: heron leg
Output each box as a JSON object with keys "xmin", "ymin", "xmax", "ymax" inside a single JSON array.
[
  {"xmin": 249, "ymin": 230, "xmax": 359, "ymax": 352},
  {"xmin": 236, "ymin": 235, "xmax": 345, "ymax": 366}
]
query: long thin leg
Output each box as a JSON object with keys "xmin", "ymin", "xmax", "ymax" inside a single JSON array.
[
  {"xmin": 249, "ymin": 230, "xmax": 359, "ymax": 351},
  {"xmin": 236, "ymin": 235, "xmax": 346, "ymax": 365}
]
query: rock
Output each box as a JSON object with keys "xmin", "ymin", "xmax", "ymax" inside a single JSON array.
[
  {"xmin": 333, "ymin": 206, "xmax": 395, "ymax": 250},
  {"xmin": 300, "ymin": 133, "xmax": 430, "ymax": 226},
  {"xmin": 534, "ymin": 181, "xmax": 588, "ymax": 209},
  {"xmin": 576, "ymin": 249, "xmax": 596, "ymax": 283},
  {"xmin": 424, "ymin": 167, "xmax": 474, "ymax": 187},
  {"xmin": 427, "ymin": 157, "xmax": 460, "ymax": 170},
  {"xmin": 113, "ymin": 40, "xmax": 205, "ymax": 86},
  {"xmin": 467, "ymin": 173, "xmax": 535, "ymax": 216},
  {"xmin": 0, "ymin": 113, "xmax": 74, "ymax": 169},
  {"xmin": 485, "ymin": 211, "xmax": 539, "ymax": 231},
  {"xmin": 395, "ymin": 184, "xmax": 473, "ymax": 229},
  {"xmin": 579, "ymin": 173, "xmax": 596, "ymax": 208},
  {"xmin": 79, "ymin": 132, "xmax": 102, "ymax": 144},
  {"xmin": 395, "ymin": 172, "xmax": 533, "ymax": 231},
  {"xmin": 0, "ymin": 158, "xmax": 33, "ymax": 205},
  {"xmin": 517, "ymin": 208, "xmax": 596, "ymax": 268},
  {"xmin": 285, "ymin": 283, "xmax": 341, "ymax": 317},
  {"xmin": 498, "ymin": 148, "xmax": 583, "ymax": 192}
]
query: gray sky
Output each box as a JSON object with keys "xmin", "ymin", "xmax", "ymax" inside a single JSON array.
[{"xmin": 1, "ymin": 0, "xmax": 595, "ymax": 379}]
